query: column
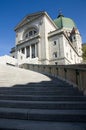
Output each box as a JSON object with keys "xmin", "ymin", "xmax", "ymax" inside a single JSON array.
[
  {"xmin": 25, "ymin": 47, "xmax": 26, "ymax": 58},
  {"xmin": 35, "ymin": 43, "xmax": 38, "ymax": 58},
  {"xmin": 35, "ymin": 44, "xmax": 37, "ymax": 57},
  {"xmin": 30, "ymin": 45, "xmax": 32, "ymax": 58}
]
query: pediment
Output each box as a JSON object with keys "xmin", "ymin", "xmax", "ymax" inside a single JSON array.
[{"xmin": 15, "ymin": 11, "xmax": 45, "ymax": 31}]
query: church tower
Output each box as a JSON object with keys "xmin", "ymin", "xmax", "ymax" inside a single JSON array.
[{"xmin": 70, "ymin": 27, "xmax": 82, "ymax": 57}]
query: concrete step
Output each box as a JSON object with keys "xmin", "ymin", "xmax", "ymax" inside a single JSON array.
[
  {"xmin": 0, "ymin": 64, "xmax": 52, "ymax": 87},
  {"xmin": 0, "ymin": 100, "xmax": 86, "ymax": 110},
  {"xmin": 29, "ymin": 109, "xmax": 86, "ymax": 122},
  {"xmin": 0, "ymin": 119, "xmax": 86, "ymax": 130},
  {"xmin": 0, "ymin": 90, "xmax": 82, "ymax": 96},
  {"xmin": 0, "ymin": 108, "xmax": 86, "ymax": 122},
  {"xmin": 0, "ymin": 88, "xmax": 80, "ymax": 94},
  {"xmin": 0, "ymin": 89, "xmax": 83, "ymax": 95},
  {"xmin": 11, "ymin": 83, "xmax": 74, "ymax": 87},
  {"xmin": 0, "ymin": 64, "xmax": 86, "ymax": 127},
  {"xmin": 0, "ymin": 107, "xmax": 28, "ymax": 120},
  {"xmin": 0, "ymin": 95, "xmax": 86, "ymax": 101},
  {"xmin": 0, "ymin": 86, "xmax": 79, "ymax": 94}
]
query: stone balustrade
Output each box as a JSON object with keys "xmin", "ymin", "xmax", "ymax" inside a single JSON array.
[{"xmin": 20, "ymin": 64, "xmax": 86, "ymax": 94}]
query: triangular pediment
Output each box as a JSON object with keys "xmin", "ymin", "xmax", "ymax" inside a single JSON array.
[{"xmin": 14, "ymin": 11, "xmax": 45, "ymax": 31}]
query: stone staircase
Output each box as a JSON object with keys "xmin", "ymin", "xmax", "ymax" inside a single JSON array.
[{"xmin": 0, "ymin": 64, "xmax": 86, "ymax": 130}]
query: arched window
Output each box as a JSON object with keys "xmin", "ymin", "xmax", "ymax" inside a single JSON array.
[{"xmin": 23, "ymin": 27, "xmax": 38, "ymax": 39}]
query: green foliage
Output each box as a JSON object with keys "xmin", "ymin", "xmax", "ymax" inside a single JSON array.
[{"xmin": 82, "ymin": 44, "xmax": 86, "ymax": 60}]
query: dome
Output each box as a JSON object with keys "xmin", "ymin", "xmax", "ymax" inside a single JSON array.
[{"xmin": 54, "ymin": 14, "xmax": 77, "ymax": 29}]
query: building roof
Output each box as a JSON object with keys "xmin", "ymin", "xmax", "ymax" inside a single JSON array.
[
  {"xmin": 54, "ymin": 14, "xmax": 77, "ymax": 29},
  {"xmin": 14, "ymin": 11, "xmax": 57, "ymax": 31},
  {"xmin": 14, "ymin": 11, "xmax": 44, "ymax": 31}
]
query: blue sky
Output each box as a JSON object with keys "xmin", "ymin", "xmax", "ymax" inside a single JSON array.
[{"xmin": 0, "ymin": 0, "xmax": 86, "ymax": 56}]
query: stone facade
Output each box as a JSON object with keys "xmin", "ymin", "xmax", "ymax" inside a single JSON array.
[{"xmin": 10, "ymin": 11, "xmax": 82, "ymax": 65}]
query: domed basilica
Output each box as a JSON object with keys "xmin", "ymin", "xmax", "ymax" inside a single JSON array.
[{"xmin": 10, "ymin": 11, "xmax": 82, "ymax": 65}]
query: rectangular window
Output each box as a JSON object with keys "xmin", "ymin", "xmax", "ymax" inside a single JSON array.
[
  {"xmin": 32, "ymin": 44, "xmax": 35, "ymax": 58},
  {"xmin": 53, "ymin": 41, "xmax": 56, "ymax": 46},
  {"xmin": 53, "ymin": 52, "xmax": 57, "ymax": 58},
  {"xmin": 26, "ymin": 46, "xmax": 30, "ymax": 58},
  {"xmin": 36, "ymin": 43, "xmax": 38, "ymax": 57},
  {"xmin": 55, "ymin": 62, "xmax": 58, "ymax": 65},
  {"xmin": 21, "ymin": 48, "xmax": 25, "ymax": 54}
]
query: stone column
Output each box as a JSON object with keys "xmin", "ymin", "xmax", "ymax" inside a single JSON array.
[
  {"xmin": 30, "ymin": 45, "xmax": 32, "ymax": 58},
  {"xmin": 25, "ymin": 47, "xmax": 26, "ymax": 58},
  {"xmin": 36, "ymin": 43, "xmax": 38, "ymax": 57},
  {"xmin": 35, "ymin": 43, "xmax": 37, "ymax": 57}
]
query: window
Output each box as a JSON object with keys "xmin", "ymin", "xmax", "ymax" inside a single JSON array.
[
  {"xmin": 53, "ymin": 52, "xmax": 57, "ymax": 58},
  {"xmin": 21, "ymin": 48, "xmax": 25, "ymax": 54},
  {"xmin": 34, "ymin": 30, "xmax": 37, "ymax": 35},
  {"xmin": 71, "ymin": 36, "xmax": 76, "ymax": 42},
  {"xmin": 73, "ymin": 36, "xmax": 76, "ymax": 41},
  {"xmin": 24, "ymin": 28, "xmax": 37, "ymax": 39},
  {"xmin": 36, "ymin": 43, "xmax": 38, "ymax": 57},
  {"xmin": 32, "ymin": 44, "xmax": 35, "ymax": 58},
  {"xmin": 55, "ymin": 62, "xmax": 58, "ymax": 65},
  {"xmin": 53, "ymin": 41, "xmax": 56, "ymax": 46},
  {"xmin": 25, "ymin": 33, "xmax": 28, "ymax": 38},
  {"xmin": 29, "ymin": 31, "xmax": 33, "ymax": 36},
  {"xmin": 26, "ymin": 46, "xmax": 30, "ymax": 58}
]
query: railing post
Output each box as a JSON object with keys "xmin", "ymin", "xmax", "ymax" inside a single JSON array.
[
  {"xmin": 76, "ymin": 69, "xmax": 79, "ymax": 86},
  {"xmin": 56, "ymin": 67, "xmax": 58, "ymax": 76},
  {"xmin": 49, "ymin": 67, "xmax": 51, "ymax": 75},
  {"xmin": 64, "ymin": 68, "xmax": 67, "ymax": 79}
]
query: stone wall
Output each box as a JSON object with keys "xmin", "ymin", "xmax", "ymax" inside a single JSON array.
[
  {"xmin": 20, "ymin": 63, "xmax": 86, "ymax": 94},
  {"xmin": 0, "ymin": 55, "xmax": 17, "ymax": 66}
]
